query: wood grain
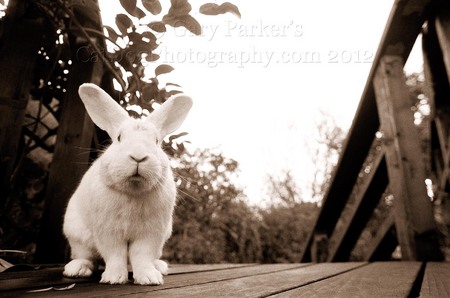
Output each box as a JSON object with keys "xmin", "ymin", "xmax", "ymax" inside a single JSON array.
[
  {"xmin": 272, "ymin": 262, "xmax": 421, "ymax": 297},
  {"xmin": 420, "ymin": 262, "xmax": 450, "ymax": 297},
  {"xmin": 144, "ymin": 263, "xmax": 365, "ymax": 298},
  {"xmin": 374, "ymin": 55, "xmax": 442, "ymax": 261}
]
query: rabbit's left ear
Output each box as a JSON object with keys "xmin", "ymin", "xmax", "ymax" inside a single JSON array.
[
  {"xmin": 148, "ymin": 94, "xmax": 193, "ymax": 137},
  {"xmin": 78, "ymin": 83, "xmax": 129, "ymax": 139}
]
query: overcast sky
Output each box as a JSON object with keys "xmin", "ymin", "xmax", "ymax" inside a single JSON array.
[{"xmin": 99, "ymin": 0, "xmax": 423, "ymax": 204}]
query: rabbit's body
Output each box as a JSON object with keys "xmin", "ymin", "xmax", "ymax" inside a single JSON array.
[{"xmin": 62, "ymin": 84, "xmax": 192, "ymax": 285}]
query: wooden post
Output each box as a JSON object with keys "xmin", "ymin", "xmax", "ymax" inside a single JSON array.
[
  {"xmin": 34, "ymin": 0, "xmax": 104, "ymax": 263},
  {"xmin": 0, "ymin": 1, "xmax": 44, "ymax": 208},
  {"xmin": 434, "ymin": 7, "xmax": 450, "ymax": 193},
  {"xmin": 373, "ymin": 55, "xmax": 443, "ymax": 261},
  {"xmin": 424, "ymin": 7, "xmax": 450, "ymax": 240}
]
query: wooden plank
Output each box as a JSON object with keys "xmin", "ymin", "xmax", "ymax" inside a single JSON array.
[
  {"xmin": 140, "ymin": 263, "xmax": 366, "ymax": 298},
  {"xmin": 169, "ymin": 263, "xmax": 254, "ymax": 274},
  {"xmin": 373, "ymin": 55, "xmax": 443, "ymax": 261},
  {"xmin": 327, "ymin": 152, "xmax": 388, "ymax": 261},
  {"xmin": 272, "ymin": 262, "xmax": 422, "ymax": 297},
  {"xmin": 300, "ymin": 0, "xmax": 431, "ymax": 262},
  {"xmin": 420, "ymin": 262, "xmax": 450, "ymax": 297},
  {"xmin": 4, "ymin": 264, "xmax": 308, "ymax": 297},
  {"xmin": 0, "ymin": 264, "xmax": 253, "ymax": 292},
  {"xmin": 0, "ymin": 267, "xmax": 99, "ymax": 293}
]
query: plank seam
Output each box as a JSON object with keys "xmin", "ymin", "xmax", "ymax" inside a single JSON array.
[
  {"xmin": 262, "ymin": 263, "xmax": 370, "ymax": 298},
  {"xmin": 407, "ymin": 262, "xmax": 426, "ymax": 298},
  {"xmin": 169, "ymin": 264, "xmax": 258, "ymax": 275},
  {"xmin": 122, "ymin": 264, "xmax": 314, "ymax": 296}
]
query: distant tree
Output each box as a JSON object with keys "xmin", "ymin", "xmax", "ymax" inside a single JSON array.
[
  {"xmin": 309, "ymin": 110, "xmax": 346, "ymax": 202},
  {"xmin": 164, "ymin": 147, "xmax": 261, "ymax": 263},
  {"xmin": 259, "ymin": 202, "xmax": 319, "ymax": 263},
  {"xmin": 258, "ymin": 110, "xmax": 345, "ymax": 263},
  {"xmin": 260, "ymin": 171, "xmax": 319, "ymax": 263}
]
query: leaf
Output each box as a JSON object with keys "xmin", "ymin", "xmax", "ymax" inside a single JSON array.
[
  {"xmin": 0, "ymin": 258, "xmax": 13, "ymax": 273},
  {"xmin": 127, "ymin": 109, "xmax": 142, "ymax": 118},
  {"xmin": 54, "ymin": 284, "xmax": 76, "ymax": 291},
  {"xmin": 148, "ymin": 21, "xmax": 166, "ymax": 33},
  {"xmin": 142, "ymin": 82, "xmax": 159, "ymax": 100},
  {"xmin": 155, "ymin": 64, "xmax": 174, "ymax": 76},
  {"xmin": 141, "ymin": 31, "xmax": 157, "ymax": 42},
  {"xmin": 145, "ymin": 53, "xmax": 160, "ymax": 62},
  {"xmin": 120, "ymin": 0, "xmax": 137, "ymax": 15},
  {"xmin": 115, "ymin": 14, "xmax": 133, "ymax": 35},
  {"xmin": 104, "ymin": 26, "xmax": 120, "ymax": 42},
  {"xmin": 119, "ymin": 0, "xmax": 146, "ymax": 18},
  {"xmin": 168, "ymin": 0, "xmax": 192, "ymax": 16},
  {"xmin": 200, "ymin": 2, "xmax": 241, "ymax": 18},
  {"xmin": 166, "ymin": 90, "xmax": 182, "ymax": 97},
  {"xmin": 132, "ymin": 7, "xmax": 147, "ymax": 19},
  {"xmin": 128, "ymin": 31, "xmax": 141, "ymax": 44},
  {"xmin": 133, "ymin": 40, "xmax": 153, "ymax": 56},
  {"xmin": 163, "ymin": 14, "xmax": 201, "ymax": 35},
  {"xmin": 142, "ymin": 0, "xmax": 162, "ymax": 15},
  {"xmin": 166, "ymin": 82, "xmax": 182, "ymax": 87},
  {"xmin": 169, "ymin": 132, "xmax": 189, "ymax": 142},
  {"xmin": 27, "ymin": 284, "xmax": 76, "ymax": 293}
]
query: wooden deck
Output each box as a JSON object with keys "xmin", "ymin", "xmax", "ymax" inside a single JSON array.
[{"xmin": 1, "ymin": 262, "xmax": 449, "ymax": 297}]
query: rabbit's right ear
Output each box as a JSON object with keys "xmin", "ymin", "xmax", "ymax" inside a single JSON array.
[{"xmin": 78, "ymin": 83, "xmax": 129, "ymax": 139}]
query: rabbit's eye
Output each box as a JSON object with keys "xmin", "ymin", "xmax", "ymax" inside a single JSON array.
[
  {"xmin": 155, "ymin": 138, "xmax": 159, "ymax": 145},
  {"xmin": 117, "ymin": 134, "xmax": 121, "ymax": 142}
]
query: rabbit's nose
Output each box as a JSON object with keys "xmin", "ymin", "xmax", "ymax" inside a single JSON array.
[{"xmin": 129, "ymin": 155, "xmax": 149, "ymax": 163}]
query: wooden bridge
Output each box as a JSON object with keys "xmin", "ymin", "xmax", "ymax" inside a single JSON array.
[
  {"xmin": 1, "ymin": 0, "xmax": 450, "ymax": 296},
  {"xmin": 301, "ymin": 0, "xmax": 450, "ymax": 263}
]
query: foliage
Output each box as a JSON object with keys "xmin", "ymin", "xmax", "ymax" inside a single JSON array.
[
  {"xmin": 309, "ymin": 111, "xmax": 346, "ymax": 202},
  {"xmin": 259, "ymin": 197, "xmax": 319, "ymax": 263},
  {"xmin": 261, "ymin": 165, "xmax": 322, "ymax": 263},
  {"xmin": 257, "ymin": 110, "xmax": 345, "ymax": 263},
  {"xmin": 164, "ymin": 148, "xmax": 262, "ymax": 263}
]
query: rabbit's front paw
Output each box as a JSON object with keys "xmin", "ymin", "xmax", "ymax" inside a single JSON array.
[
  {"xmin": 133, "ymin": 267, "xmax": 164, "ymax": 285},
  {"xmin": 100, "ymin": 268, "xmax": 129, "ymax": 284},
  {"xmin": 154, "ymin": 259, "xmax": 169, "ymax": 275},
  {"xmin": 63, "ymin": 259, "xmax": 94, "ymax": 278}
]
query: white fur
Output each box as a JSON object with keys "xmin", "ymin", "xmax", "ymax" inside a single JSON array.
[{"xmin": 63, "ymin": 84, "xmax": 192, "ymax": 285}]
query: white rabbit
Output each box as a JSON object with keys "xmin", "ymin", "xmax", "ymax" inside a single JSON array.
[{"xmin": 62, "ymin": 83, "xmax": 192, "ymax": 285}]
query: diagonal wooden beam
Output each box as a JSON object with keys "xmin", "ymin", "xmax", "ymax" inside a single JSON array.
[
  {"xmin": 373, "ymin": 55, "xmax": 443, "ymax": 261},
  {"xmin": 361, "ymin": 211, "xmax": 397, "ymax": 261},
  {"xmin": 326, "ymin": 150, "xmax": 388, "ymax": 262}
]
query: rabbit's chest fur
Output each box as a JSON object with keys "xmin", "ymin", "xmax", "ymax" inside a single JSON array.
[
  {"xmin": 65, "ymin": 163, "xmax": 176, "ymax": 246},
  {"xmin": 89, "ymin": 189, "xmax": 172, "ymax": 241}
]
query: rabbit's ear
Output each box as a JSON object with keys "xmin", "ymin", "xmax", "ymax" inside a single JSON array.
[
  {"xmin": 148, "ymin": 94, "xmax": 193, "ymax": 137},
  {"xmin": 78, "ymin": 83, "xmax": 129, "ymax": 139}
]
